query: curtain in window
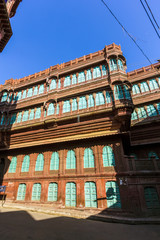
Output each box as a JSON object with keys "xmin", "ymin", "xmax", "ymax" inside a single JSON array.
[
  {"xmin": 50, "ymin": 152, "xmax": 59, "ymax": 170},
  {"xmin": 66, "ymin": 150, "xmax": 76, "ymax": 169},
  {"xmin": 35, "ymin": 154, "xmax": 44, "ymax": 171},
  {"xmin": 8, "ymin": 156, "xmax": 17, "ymax": 173},
  {"xmin": 84, "ymin": 148, "xmax": 94, "ymax": 168},
  {"xmin": 103, "ymin": 146, "xmax": 115, "ymax": 167},
  {"xmin": 21, "ymin": 155, "xmax": 30, "ymax": 172}
]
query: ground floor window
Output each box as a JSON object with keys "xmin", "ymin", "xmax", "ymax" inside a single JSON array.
[
  {"xmin": 32, "ymin": 183, "xmax": 41, "ymax": 201},
  {"xmin": 85, "ymin": 182, "xmax": 97, "ymax": 208},
  {"xmin": 17, "ymin": 183, "xmax": 26, "ymax": 201},
  {"xmin": 65, "ymin": 182, "xmax": 76, "ymax": 207},
  {"xmin": 144, "ymin": 187, "xmax": 160, "ymax": 210},
  {"xmin": 105, "ymin": 181, "xmax": 121, "ymax": 208},
  {"xmin": 48, "ymin": 183, "xmax": 58, "ymax": 201}
]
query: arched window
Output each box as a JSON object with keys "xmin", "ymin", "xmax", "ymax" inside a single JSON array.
[
  {"xmin": 64, "ymin": 76, "xmax": 71, "ymax": 87},
  {"xmin": 106, "ymin": 181, "xmax": 121, "ymax": 208},
  {"xmin": 95, "ymin": 92, "xmax": 105, "ymax": 106},
  {"xmin": 63, "ymin": 100, "xmax": 71, "ymax": 113},
  {"xmin": 22, "ymin": 90, "xmax": 26, "ymax": 99},
  {"xmin": 72, "ymin": 74, "xmax": 77, "ymax": 85},
  {"xmin": 144, "ymin": 187, "xmax": 160, "ymax": 210},
  {"xmin": 47, "ymin": 103, "xmax": 55, "ymax": 116},
  {"xmin": 85, "ymin": 182, "xmax": 97, "ymax": 208},
  {"xmin": 147, "ymin": 105, "xmax": 157, "ymax": 117},
  {"xmin": 149, "ymin": 79, "xmax": 159, "ymax": 90},
  {"xmin": 29, "ymin": 109, "xmax": 34, "ymax": 120},
  {"xmin": 48, "ymin": 183, "xmax": 58, "ymax": 201},
  {"xmin": 50, "ymin": 152, "xmax": 59, "ymax": 170},
  {"xmin": 124, "ymin": 85, "xmax": 131, "ymax": 100},
  {"xmin": 103, "ymin": 146, "xmax": 115, "ymax": 167},
  {"xmin": 131, "ymin": 110, "xmax": 138, "ymax": 120},
  {"xmin": 140, "ymin": 82, "xmax": 149, "ymax": 93},
  {"xmin": 118, "ymin": 59, "xmax": 124, "ymax": 71},
  {"xmin": 65, "ymin": 182, "xmax": 76, "ymax": 207},
  {"xmin": 106, "ymin": 92, "xmax": 111, "ymax": 104},
  {"xmin": 86, "ymin": 69, "xmax": 92, "ymax": 81},
  {"xmin": 17, "ymin": 184, "xmax": 26, "ymax": 201},
  {"xmin": 27, "ymin": 88, "xmax": 33, "ymax": 98},
  {"xmin": 78, "ymin": 71, "xmax": 85, "ymax": 83},
  {"xmin": 93, "ymin": 66, "xmax": 101, "ymax": 79},
  {"xmin": 114, "ymin": 85, "xmax": 124, "ymax": 100},
  {"xmin": 79, "ymin": 96, "xmax": 87, "ymax": 110},
  {"xmin": 66, "ymin": 150, "xmax": 76, "ymax": 169},
  {"xmin": 102, "ymin": 65, "xmax": 107, "ymax": 76},
  {"xmin": 88, "ymin": 94, "xmax": 94, "ymax": 108},
  {"xmin": 21, "ymin": 155, "xmax": 30, "ymax": 172},
  {"xmin": 8, "ymin": 157, "xmax": 17, "ymax": 173},
  {"xmin": 148, "ymin": 152, "xmax": 159, "ymax": 160},
  {"xmin": 109, "ymin": 59, "xmax": 117, "ymax": 71},
  {"xmin": 32, "ymin": 183, "xmax": 41, "ymax": 201},
  {"xmin": 22, "ymin": 110, "xmax": 29, "ymax": 122},
  {"xmin": 10, "ymin": 113, "xmax": 17, "ymax": 125},
  {"xmin": 35, "ymin": 107, "xmax": 41, "ymax": 119},
  {"xmin": 35, "ymin": 154, "xmax": 44, "ymax": 171},
  {"xmin": 50, "ymin": 79, "xmax": 57, "ymax": 90},
  {"xmin": 132, "ymin": 84, "xmax": 140, "ymax": 95},
  {"xmin": 137, "ymin": 107, "xmax": 147, "ymax": 119},
  {"xmin": 84, "ymin": 148, "xmax": 94, "ymax": 168},
  {"xmin": 72, "ymin": 98, "xmax": 78, "ymax": 111},
  {"xmin": 33, "ymin": 86, "xmax": 38, "ymax": 95},
  {"xmin": 1, "ymin": 92, "xmax": 8, "ymax": 102}
]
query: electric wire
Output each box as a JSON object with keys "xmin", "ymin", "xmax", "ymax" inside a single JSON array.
[{"xmin": 144, "ymin": 0, "xmax": 160, "ymax": 30}]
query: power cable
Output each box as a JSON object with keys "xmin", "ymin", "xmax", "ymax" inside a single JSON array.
[
  {"xmin": 144, "ymin": 0, "xmax": 160, "ymax": 30},
  {"xmin": 100, "ymin": 0, "xmax": 153, "ymax": 65}
]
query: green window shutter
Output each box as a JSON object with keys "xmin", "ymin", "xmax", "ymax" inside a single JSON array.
[
  {"xmin": 103, "ymin": 146, "xmax": 115, "ymax": 167},
  {"xmin": 85, "ymin": 182, "xmax": 97, "ymax": 208},
  {"xmin": 21, "ymin": 155, "xmax": 30, "ymax": 172},
  {"xmin": 35, "ymin": 154, "xmax": 44, "ymax": 171},
  {"xmin": 17, "ymin": 184, "xmax": 26, "ymax": 201},
  {"xmin": 105, "ymin": 181, "xmax": 121, "ymax": 208},
  {"xmin": 144, "ymin": 187, "xmax": 160, "ymax": 209},
  {"xmin": 8, "ymin": 157, "xmax": 17, "ymax": 173},
  {"xmin": 50, "ymin": 152, "xmax": 59, "ymax": 170},
  {"xmin": 78, "ymin": 72, "xmax": 85, "ymax": 83},
  {"xmin": 88, "ymin": 94, "xmax": 94, "ymax": 108},
  {"xmin": 84, "ymin": 148, "xmax": 95, "ymax": 168},
  {"xmin": 48, "ymin": 183, "xmax": 58, "ymax": 201},
  {"xmin": 72, "ymin": 74, "xmax": 77, "ymax": 85},
  {"xmin": 65, "ymin": 182, "xmax": 76, "ymax": 207},
  {"xmin": 66, "ymin": 150, "xmax": 76, "ymax": 169},
  {"xmin": 47, "ymin": 103, "xmax": 55, "ymax": 116},
  {"xmin": 86, "ymin": 69, "xmax": 92, "ymax": 81},
  {"xmin": 32, "ymin": 183, "xmax": 41, "ymax": 201}
]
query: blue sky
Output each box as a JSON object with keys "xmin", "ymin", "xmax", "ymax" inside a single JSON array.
[{"xmin": 0, "ymin": 0, "xmax": 160, "ymax": 85}]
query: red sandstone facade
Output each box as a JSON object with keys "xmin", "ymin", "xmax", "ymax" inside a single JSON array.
[{"xmin": 0, "ymin": 43, "xmax": 160, "ymax": 216}]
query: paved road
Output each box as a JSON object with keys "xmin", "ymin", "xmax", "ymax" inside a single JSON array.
[{"xmin": 0, "ymin": 208, "xmax": 160, "ymax": 240}]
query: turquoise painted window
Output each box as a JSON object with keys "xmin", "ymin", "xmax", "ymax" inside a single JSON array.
[
  {"xmin": 8, "ymin": 93, "xmax": 13, "ymax": 103},
  {"xmin": 114, "ymin": 85, "xmax": 124, "ymax": 100},
  {"xmin": 50, "ymin": 79, "xmax": 57, "ymax": 90},
  {"xmin": 29, "ymin": 109, "xmax": 34, "ymax": 120},
  {"xmin": 95, "ymin": 92, "xmax": 105, "ymax": 106},
  {"xmin": 85, "ymin": 182, "xmax": 97, "ymax": 208},
  {"xmin": 79, "ymin": 96, "xmax": 87, "ymax": 110},
  {"xmin": 64, "ymin": 76, "xmax": 71, "ymax": 87},
  {"xmin": 33, "ymin": 86, "xmax": 38, "ymax": 95},
  {"xmin": 72, "ymin": 98, "xmax": 78, "ymax": 111},
  {"xmin": 144, "ymin": 187, "xmax": 160, "ymax": 209},
  {"xmin": 140, "ymin": 82, "xmax": 149, "ymax": 93},
  {"xmin": 35, "ymin": 154, "xmax": 44, "ymax": 171},
  {"xmin": 102, "ymin": 65, "xmax": 107, "ymax": 76},
  {"xmin": 65, "ymin": 182, "xmax": 76, "ymax": 207},
  {"xmin": 39, "ymin": 84, "xmax": 44, "ymax": 94},
  {"xmin": 27, "ymin": 88, "xmax": 33, "ymax": 98},
  {"xmin": 156, "ymin": 103, "xmax": 160, "ymax": 114},
  {"xmin": 147, "ymin": 105, "xmax": 157, "ymax": 117},
  {"xmin": 132, "ymin": 84, "xmax": 140, "ymax": 95},
  {"xmin": 149, "ymin": 79, "xmax": 159, "ymax": 90},
  {"xmin": 106, "ymin": 91, "xmax": 111, "ymax": 103},
  {"xmin": 66, "ymin": 150, "xmax": 76, "ymax": 169},
  {"xmin": 17, "ymin": 184, "xmax": 26, "ymax": 201},
  {"xmin": 109, "ymin": 59, "xmax": 117, "ymax": 71},
  {"xmin": 78, "ymin": 71, "xmax": 85, "ymax": 83},
  {"xmin": 8, "ymin": 156, "xmax": 17, "ymax": 173},
  {"xmin": 16, "ymin": 91, "xmax": 22, "ymax": 101},
  {"xmin": 103, "ymin": 146, "xmax": 115, "ymax": 167},
  {"xmin": 137, "ymin": 107, "xmax": 147, "ymax": 119},
  {"xmin": 124, "ymin": 85, "xmax": 131, "ymax": 100},
  {"xmin": 32, "ymin": 183, "xmax": 41, "ymax": 201},
  {"xmin": 86, "ymin": 69, "xmax": 92, "ymax": 81},
  {"xmin": 106, "ymin": 181, "xmax": 121, "ymax": 208},
  {"xmin": 0, "ymin": 115, "xmax": 6, "ymax": 125},
  {"xmin": 21, "ymin": 155, "xmax": 30, "ymax": 172},
  {"xmin": 17, "ymin": 112, "xmax": 22, "ymax": 123},
  {"xmin": 93, "ymin": 66, "xmax": 101, "ymax": 79},
  {"xmin": 58, "ymin": 79, "xmax": 61, "ymax": 88},
  {"xmin": 50, "ymin": 152, "xmax": 59, "ymax": 170},
  {"xmin": 118, "ymin": 59, "xmax": 124, "ymax": 70},
  {"xmin": 131, "ymin": 110, "xmax": 138, "ymax": 120},
  {"xmin": 63, "ymin": 100, "xmax": 71, "ymax": 113},
  {"xmin": 1, "ymin": 92, "xmax": 8, "ymax": 102},
  {"xmin": 148, "ymin": 152, "xmax": 159, "ymax": 160},
  {"xmin": 88, "ymin": 94, "xmax": 94, "ymax": 108},
  {"xmin": 22, "ymin": 110, "xmax": 29, "ymax": 122},
  {"xmin": 10, "ymin": 113, "xmax": 17, "ymax": 125},
  {"xmin": 35, "ymin": 107, "xmax": 41, "ymax": 119},
  {"xmin": 84, "ymin": 148, "xmax": 94, "ymax": 168},
  {"xmin": 22, "ymin": 90, "xmax": 26, "ymax": 99},
  {"xmin": 47, "ymin": 103, "xmax": 55, "ymax": 116},
  {"xmin": 48, "ymin": 183, "xmax": 58, "ymax": 201},
  {"xmin": 56, "ymin": 104, "xmax": 59, "ymax": 115},
  {"xmin": 72, "ymin": 74, "xmax": 77, "ymax": 85}
]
